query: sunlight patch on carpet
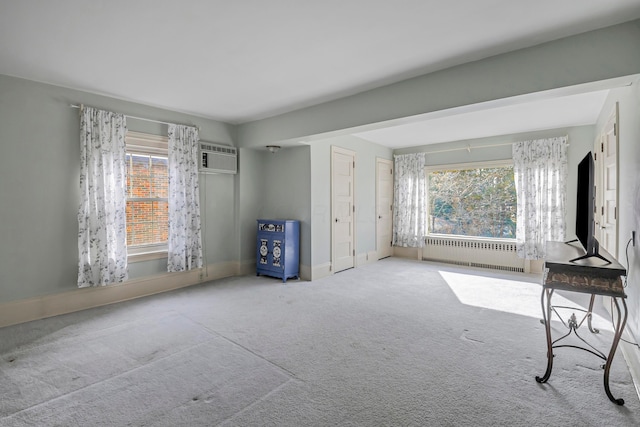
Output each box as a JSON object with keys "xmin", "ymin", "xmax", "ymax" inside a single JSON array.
[{"xmin": 439, "ymin": 270, "xmax": 612, "ymax": 332}]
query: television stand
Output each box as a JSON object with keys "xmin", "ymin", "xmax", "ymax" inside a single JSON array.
[
  {"xmin": 569, "ymin": 251, "xmax": 612, "ymax": 265},
  {"xmin": 564, "ymin": 239, "xmax": 611, "ymax": 265},
  {"xmin": 535, "ymin": 241, "xmax": 627, "ymax": 404}
]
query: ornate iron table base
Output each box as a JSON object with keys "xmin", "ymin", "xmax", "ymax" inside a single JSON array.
[
  {"xmin": 535, "ymin": 289, "xmax": 628, "ymax": 405},
  {"xmin": 536, "ymin": 241, "xmax": 628, "ymax": 405}
]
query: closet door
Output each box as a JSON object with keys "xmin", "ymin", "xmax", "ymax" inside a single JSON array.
[
  {"xmin": 331, "ymin": 146, "xmax": 355, "ymax": 272},
  {"xmin": 594, "ymin": 103, "xmax": 619, "ymax": 258},
  {"xmin": 376, "ymin": 158, "xmax": 393, "ymax": 259}
]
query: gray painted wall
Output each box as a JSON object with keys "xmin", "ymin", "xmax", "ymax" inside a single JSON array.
[
  {"xmin": 1, "ymin": 17, "xmax": 639, "ymax": 344},
  {"xmin": 0, "ymin": 74, "xmax": 236, "ymax": 303},
  {"xmin": 596, "ymin": 77, "xmax": 640, "ymax": 341},
  {"xmin": 258, "ymin": 145, "xmax": 312, "ymax": 270},
  {"xmin": 310, "ymin": 135, "xmax": 393, "ymax": 267},
  {"xmin": 237, "ymin": 148, "xmax": 266, "ymax": 267}
]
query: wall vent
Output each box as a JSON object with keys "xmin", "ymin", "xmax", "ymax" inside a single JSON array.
[
  {"xmin": 199, "ymin": 142, "xmax": 237, "ymax": 174},
  {"xmin": 423, "ymin": 236, "xmax": 524, "ymax": 273}
]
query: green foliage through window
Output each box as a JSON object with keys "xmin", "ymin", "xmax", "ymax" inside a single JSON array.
[{"xmin": 428, "ymin": 165, "xmax": 516, "ymax": 239}]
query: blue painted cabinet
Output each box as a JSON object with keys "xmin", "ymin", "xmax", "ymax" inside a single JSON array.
[{"xmin": 256, "ymin": 219, "xmax": 300, "ymax": 283}]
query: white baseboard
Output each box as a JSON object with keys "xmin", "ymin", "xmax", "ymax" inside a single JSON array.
[
  {"xmin": 602, "ymin": 297, "xmax": 640, "ymax": 403},
  {"xmin": 239, "ymin": 259, "xmax": 311, "ymax": 282},
  {"xmin": 620, "ymin": 334, "xmax": 640, "ymax": 402},
  {"xmin": 393, "ymin": 246, "xmax": 422, "ymax": 260},
  {"xmin": 299, "ymin": 264, "xmax": 312, "ymax": 281},
  {"xmin": 356, "ymin": 251, "xmax": 379, "ymax": 267},
  {"xmin": 311, "ymin": 262, "xmax": 332, "ymax": 280},
  {"xmin": 201, "ymin": 261, "xmax": 239, "ymax": 282},
  {"xmin": 0, "ymin": 261, "xmax": 239, "ymax": 328},
  {"xmin": 238, "ymin": 259, "xmax": 257, "ymax": 276},
  {"xmin": 524, "ymin": 259, "xmax": 545, "ymax": 274}
]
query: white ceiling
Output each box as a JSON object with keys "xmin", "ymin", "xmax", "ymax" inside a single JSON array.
[{"xmin": 1, "ymin": 0, "xmax": 640, "ymax": 145}]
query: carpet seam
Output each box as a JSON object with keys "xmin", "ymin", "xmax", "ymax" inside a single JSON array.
[
  {"xmin": 0, "ymin": 309, "xmax": 186, "ymax": 356},
  {"xmin": 215, "ymin": 378, "xmax": 297, "ymax": 427},
  {"xmin": 178, "ymin": 312, "xmax": 301, "ymax": 380},
  {"xmin": 0, "ymin": 340, "xmax": 209, "ymax": 421}
]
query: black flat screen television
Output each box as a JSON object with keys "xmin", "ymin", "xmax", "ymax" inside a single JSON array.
[{"xmin": 569, "ymin": 151, "xmax": 610, "ymax": 264}]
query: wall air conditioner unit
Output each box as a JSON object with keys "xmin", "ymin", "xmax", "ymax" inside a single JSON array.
[{"xmin": 199, "ymin": 142, "xmax": 237, "ymax": 174}]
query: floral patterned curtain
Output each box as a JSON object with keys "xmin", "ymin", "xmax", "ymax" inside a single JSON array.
[
  {"xmin": 393, "ymin": 152, "xmax": 427, "ymax": 248},
  {"xmin": 513, "ymin": 137, "xmax": 568, "ymax": 259},
  {"xmin": 167, "ymin": 124, "xmax": 203, "ymax": 272},
  {"xmin": 77, "ymin": 107, "xmax": 128, "ymax": 287}
]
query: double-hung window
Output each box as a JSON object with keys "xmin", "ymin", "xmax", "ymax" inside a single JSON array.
[
  {"xmin": 125, "ymin": 131, "xmax": 169, "ymax": 258},
  {"xmin": 426, "ymin": 160, "xmax": 517, "ymax": 239}
]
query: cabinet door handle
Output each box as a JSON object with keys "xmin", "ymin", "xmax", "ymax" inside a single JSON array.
[{"xmin": 335, "ymin": 218, "xmax": 339, "ymax": 223}]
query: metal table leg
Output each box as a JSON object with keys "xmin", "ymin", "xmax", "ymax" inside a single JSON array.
[
  {"xmin": 587, "ymin": 293, "xmax": 599, "ymax": 334},
  {"xmin": 536, "ymin": 288, "xmax": 554, "ymax": 383},
  {"xmin": 603, "ymin": 297, "xmax": 628, "ymax": 405}
]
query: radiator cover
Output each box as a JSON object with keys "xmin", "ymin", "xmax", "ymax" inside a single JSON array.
[{"xmin": 423, "ymin": 236, "xmax": 524, "ymax": 272}]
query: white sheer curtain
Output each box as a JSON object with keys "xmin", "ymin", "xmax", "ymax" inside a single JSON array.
[
  {"xmin": 77, "ymin": 106, "xmax": 128, "ymax": 287},
  {"xmin": 392, "ymin": 152, "xmax": 427, "ymax": 248},
  {"xmin": 167, "ymin": 124, "xmax": 203, "ymax": 272},
  {"xmin": 513, "ymin": 136, "xmax": 568, "ymax": 260}
]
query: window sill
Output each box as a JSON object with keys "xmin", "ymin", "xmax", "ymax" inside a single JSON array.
[{"xmin": 128, "ymin": 250, "xmax": 168, "ymax": 263}]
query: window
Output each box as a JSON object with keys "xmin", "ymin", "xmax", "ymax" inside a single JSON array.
[
  {"xmin": 427, "ymin": 161, "xmax": 516, "ymax": 239},
  {"xmin": 125, "ymin": 132, "xmax": 169, "ymax": 256}
]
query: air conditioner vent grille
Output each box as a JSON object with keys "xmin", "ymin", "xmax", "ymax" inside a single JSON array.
[
  {"xmin": 200, "ymin": 143, "xmax": 237, "ymax": 155},
  {"xmin": 199, "ymin": 142, "xmax": 237, "ymax": 174}
]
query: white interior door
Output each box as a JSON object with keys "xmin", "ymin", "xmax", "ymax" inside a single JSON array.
[
  {"xmin": 376, "ymin": 158, "xmax": 393, "ymax": 259},
  {"xmin": 594, "ymin": 133, "xmax": 603, "ymax": 245},
  {"xmin": 599, "ymin": 104, "xmax": 619, "ymax": 258},
  {"xmin": 332, "ymin": 146, "xmax": 355, "ymax": 272}
]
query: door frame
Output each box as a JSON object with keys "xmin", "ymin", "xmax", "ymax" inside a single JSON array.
[
  {"xmin": 594, "ymin": 102, "xmax": 619, "ymax": 258},
  {"xmin": 376, "ymin": 157, "xmax": 393, "ymax": 259},
  {"xmin": 331, "ymin": 145, "xmax": 356, "ymax": 273}
]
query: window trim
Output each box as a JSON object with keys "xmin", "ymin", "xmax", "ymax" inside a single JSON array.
[
  {"xmin": 425, "ymin": 159, "xmax": 513, "ymax": 173},
  {"xmin": 128, "ymin": 244, "xmax": 168, "ymax": 262},
  {"xmin": 425, "ymin": 158, "xmax": 516, "ymax": 239},
  {"xmin": 125, "ymin": 131, "xmax": 169, "ymax": 261}
]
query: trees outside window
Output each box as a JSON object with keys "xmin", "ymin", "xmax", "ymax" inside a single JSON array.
[{"xmin": 427, "ymin": 162, "xmax": 517, "ymax": 239}]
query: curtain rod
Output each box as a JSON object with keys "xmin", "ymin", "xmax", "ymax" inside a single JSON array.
[
  {"xmin": 416, "ymin": 135, "xmax": 569, "ymax": 155},
  {"xmin": 70, "ymin": 104, "xmax": 200, "ymax": 130}
]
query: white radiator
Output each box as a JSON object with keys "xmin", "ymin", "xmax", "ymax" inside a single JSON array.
[{"xmin": 423, "ymin": 236, "xmax": 525, "ymax": 272}]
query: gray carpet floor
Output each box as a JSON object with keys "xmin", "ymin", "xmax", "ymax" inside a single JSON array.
[{"xmin": 1, "ymin": 257, "xmax": 639, "ymax": 426}]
